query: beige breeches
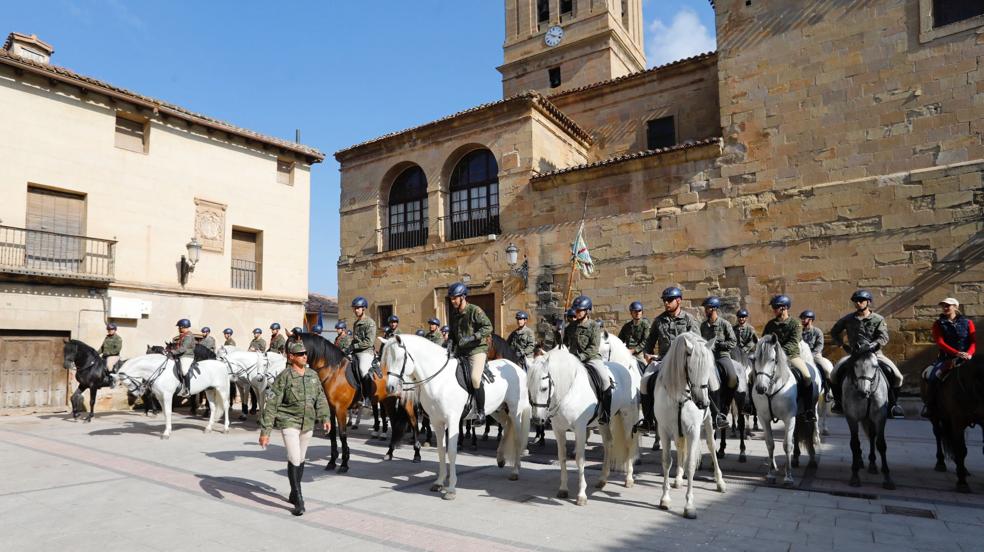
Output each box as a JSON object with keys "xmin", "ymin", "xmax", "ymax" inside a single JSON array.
[
  {"xmin": 282, "ymin": 428, "xmax": 313, "ymax": 466},
  {"xmin": 469, "ymin": 352, "xmax": 488, "ymax": 389}
]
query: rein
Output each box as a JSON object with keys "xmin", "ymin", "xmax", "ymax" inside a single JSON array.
[
  {"xmin": 678, "ymin": 355, "xmax": 708, "ymax": 437},
  {"xmin": 119, "ymin": 356, "xmax": 170, "ymax": 396},
  {"xmin": 386, "ymin": 340, "xmax": 452, "ymax": 390},
  {"xmin": 753, "ymin": 345, "xmax": 787, "ymax": 423}
]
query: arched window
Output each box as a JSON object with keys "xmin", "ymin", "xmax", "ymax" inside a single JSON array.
[
  {"xmin": 448, "ymin": 149, "xmax": 500, "ymax": 240},
  {"xmin": 386, "ymin": 166, "xmax": 428, "ymax": 250}
]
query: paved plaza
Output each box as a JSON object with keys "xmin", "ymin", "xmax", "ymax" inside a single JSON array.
[{"xmin": 2, "ymin": 407, "xmax": 984, "ymax": 552}]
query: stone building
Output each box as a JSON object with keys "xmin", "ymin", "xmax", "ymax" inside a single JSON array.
[
  {"xmin": 0, "ymin": 33, "xmax": 324, "ymax": 411},
  {"xmin": 338, "ymin": 0, "xmax": 983, "ymax": 388}
]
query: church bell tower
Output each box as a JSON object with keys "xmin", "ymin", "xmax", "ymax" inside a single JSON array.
[{"xmin": 498, "ymin": 0, "xmax": 647, "ymax": 97}]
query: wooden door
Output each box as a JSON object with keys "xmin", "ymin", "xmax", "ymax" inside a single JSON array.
[
  {"xmin": 0, "ymin": 334, "xmax": 69, "ymax": 410},
  {"xmin": 445, "ymin": 293, "xmax": 496, "ymax": 332}
]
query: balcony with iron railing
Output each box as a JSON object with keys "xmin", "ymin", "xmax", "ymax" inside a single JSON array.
[
  {"xmin": 440, "ymin": 206, "xmax": 501, "ymax": 241},
  {"xmin": 231, "ymin": 258, "xmax": 261, "ymax": 290},
  {"xmin": 0, "ymin": 224, "xmax": 116, "ymax": 283},
  {"xmin": 377, "ymin": 220, "xmax": 429, "ymax": 252}
]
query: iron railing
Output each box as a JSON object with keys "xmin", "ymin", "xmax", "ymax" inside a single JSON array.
[
  {"xmin": 231, "ymin": 258, "xmax": 260, "ymax": 290},
  {"xmin": 377, "ymin": 220, "xmax": 429, "ymax": 252},
  {"xmin": 441, "ymin": 207, "xmax": 501, "ymax": 241},
  {"xmin": 0, "ymin": 224, "xmax": 115, "ymax": 281}
]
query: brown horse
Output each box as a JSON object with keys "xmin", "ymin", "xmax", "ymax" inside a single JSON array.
[
  {"xmin": 923, "ymin": 355, "xmax": 984, "ymax": 492},
  {"xmin": 298, "ymin": 333, "xmax": 358, "ymax": 473}
]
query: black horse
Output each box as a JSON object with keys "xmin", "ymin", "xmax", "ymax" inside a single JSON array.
[{"xmin": 63, "ymin": 339, "xmax": 115, "ymax": 422}]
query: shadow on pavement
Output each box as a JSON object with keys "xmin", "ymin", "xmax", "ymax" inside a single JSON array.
[{"xmin": 196, "ymin": 474, "xmax": 291, "ymax": 512}]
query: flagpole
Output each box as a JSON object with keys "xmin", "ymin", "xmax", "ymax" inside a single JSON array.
[{"xmin": 565, "ymin": 193, "xmax": 590, "ymax": 310}]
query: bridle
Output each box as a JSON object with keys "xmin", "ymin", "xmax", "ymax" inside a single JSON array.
[
  {"xmin": 530, "ymin": 371, "xmax": 557, "ymax": 417},
  {"xmin": 752, "ymin": 342, "xmax": 786, "ymax": 423},
  {"xmin": 117, "ymin": 355, "xmax": 170, "ymax": 397},
  {"xmin": 675, "ymin": 345, "xmax": 708, "ymax": 437},
  {"xmin": 385, "ymin": 338, "xmax": 451, "ymax": 391}
]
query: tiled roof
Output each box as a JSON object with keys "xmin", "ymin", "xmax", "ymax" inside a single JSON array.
[
  {"xmin": 335, "ymin": 90, "xmax": 592, "ymax": 159},
  {"xmin": 548, "ymin": 51, "xmax": 717, "ymax": 101},
  {"xmin": 530, "ymin": 137, "xmax": 722, "ymax": 180},
  {"xmin": 0, "ymin": 48, "xmax": 325, "ymax": 162}
]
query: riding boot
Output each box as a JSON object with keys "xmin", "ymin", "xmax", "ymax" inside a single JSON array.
[
  {"xmin": 291, "ymin": 469, "xmax": 305, "ymax": 516},
  {"xmin": 598, "ymin": 387, "xmax": 612, "ymax": 425},
  {"xmin": 887, "ymin": 386, "xmax": 905, "ymax": 419},
  {"xmin": 286, "ymin": 463, "xmax": 298, "ymax": 506},
  {"xmin": 709, "ymin": 390, "xmax": 728, "ymax": 430},
  {"xmin": 798, "ymin": 382, "xmax": 817, "ymax": 422},
  {"xmin": 921, "ymin": 380, "xmax": 938, "ymax": 419},
  {"xmin": 830, "ymin": 374, "xmax": 844, "ymax": 414},
  {"xmin": 472, "ymin": 385, "xmax": 486, "ymax": 426}
]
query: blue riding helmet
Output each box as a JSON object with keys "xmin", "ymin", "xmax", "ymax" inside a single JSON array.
[
  {"xmin": 736, "ymin": 309, "xmax": 749, "ymax": 318},
  {"xmin": 311, "ymin": 325, "xmax": 323, "ymax": 333},
  {"xmin": 661, "ymin": 287, "xmax": 683, "ymax": 301},
  {"xmin": 176, "ymin": 319, "xmax": 191, "ymax": 328},
  {"xmin": 447, "ymin": 282, "xmax": 468, "ymax": 298},
  {"xmin": 515, "ymin": 311, "xmax": 529, "ymax": 320},
  {"xmin": 702, "ymin": 296, "xmax": 722, "ymax": 309},
  {"xmin": 387, "ymin": 315, "xmax": 400, "ymax": 324},
  {"xmin": 106, "ymin": 323, "xmax": 117, "ymax": 330},
  {"xmin": 566, "ymin": 308, "xmax": 576, "ymax": 319},
  {"xmin": 291, "ymin": 326, "xmax": 303, "ymax": 335},
  {"xmin": 270, "ymin": 322, "xmax": 281, "ymax": 330},
  {"xmin": 851, "ymin": 289, "xmax": 873, "ymax": 303},
  {"xmin": 440, "ymin": 325, "xmax": 449, "ymax": 333},
  {"xmin": 252, "ymin": 328, "xmax": 262, "ymax": 335},
  {"xmin": 201, "ymin": 327, "xmax": 211, "ymax": 333},
  {"xmin": 352, "ymin": 296, "xmax": 369, "ymax": 308},
  {"xmin": 428, "ymin": 317, "xmax": 441, "ymax": 326},
  {"xmin": 800, "ymin": 310, "xmax": 816, "ymax": 320},
  {"xmin": 770, "ymin": 295, "xmax": 792, "ymax": 309},
  {"xmin": 571, "ymin": 295, "xmax": 592, "ymax": 311},
  {"xmin": 335, "ymin": 321, "xmax": 347, "ymax": 330},
  {"xmin": 629, "ymin": 301, "xmax": 643, "ymax": 312},
  {"xmin": 223, "ymin": 328, "xmax": 234, "ymax": 335},
  {"xmin": 415, "ymin": 329, "xmax": 426, "ymax": 337}
]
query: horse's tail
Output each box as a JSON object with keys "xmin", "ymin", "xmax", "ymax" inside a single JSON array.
[
  {"xmin": 795, "ymin": 414, "xmax": 818, "ymax": 449},
  {"xmin": 608, "ymin": 413, "xmax": 634, "ymax": 473},
  {"xmin": 937, "ymin": 419, "xmax": 957, "ymax": 460}
]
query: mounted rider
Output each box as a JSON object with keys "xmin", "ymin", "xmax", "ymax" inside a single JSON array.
[
  {"xmin": 447, "ymin": 282, "xmax": 493, "ymax": 425},
  {"xmin": 311, "ymin": 324, "xmax": 323, "ymax": 336},
  {"xmin": 733, "ymin": 309, "xmax": 758, "ymax": 356},
  {"xmin": 288, "ymin": 327, "xmax": 304, "ymax": 343},
  {"xmin": 799, "ymin": 310, "xmax": 834, "ymax": 394},
  {"xmin": 223, "ymin": 328, "xmax": 236, "ymax": 347},
  {"xmin": 701, "ymin": 296, "xmax": 743, "ymax": 407},
  {"xmin": 618, "ymin": 301, "xmax": 650, "ymax": 369},
  {"xmin": 921, "ymin": 297, "xmax": 977, "ymax": 418},
  {"xmin": 563, "ymin": 295, "xmax": 614, "ymax": 425},
  {"xmin": 507, "ymin": 311, "xmax": 536, "ymax": 362},
  {"xmin": 172, "ymin": 318, "xmax": 197, "ymax": 397},
  {"xmin": 248, "ymin": 328, "xmax": 266, "ymax": 352},
  {"xmin": 763, "ymin": 295, "xmax": 817, "ymax": 421},
  {"xmin": 350, "ymin": 296, "xmax": 377, "ymax": 400},
  {"xmin": 440, "ymin": 325, "xmax": 450, "ymax": 348},
  {"xmin": 829, "ymin": 290, "xmax": 905, "ymax": 418},
  {"xmin": 383, "ymin": 315, "xmax": 401, "ymax": 339},
  {"xmin": 268, "ymin": 323, "xmax": 286, "ymax": 355},
  {"xmin": 424, "ymin": 318, "xmax": 444, "ymax": 345},
  {"xmin": 200, "ymin": 327, "xmax": 216, "ymax": 354},
  {"xmin": 334, "ymin": 321, "xmax": 352, "ymax": 354},
  {"xmin": 99, "ymin": 323, "xmax": 122, "ymax": 372}
]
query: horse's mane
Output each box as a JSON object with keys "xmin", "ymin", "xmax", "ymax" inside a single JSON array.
[
  {"xmin": 194, "ymin": 343, "xmax": 216, "ymax": 361},
  {"xmin": 732, "ymin": 342, "xmax": 751, "ymax": 367},
  {"xmin": 67, "ymin": 339, "xmax": 99, "ymax": 358},
  {"xmin": 601, "ymin": 332, "xmax": 632, "ymax": 362},
  {"xmin": 298, "ymin": 332, "xmax": 347, "ymax": 371},
  {"xmin": 490, "ymin": 333, "xmax": 524, "ymax": 364},
  {"xmin": 658, "ymin": 333, "xmax": 713, "ymax": 398},
  {"xmin": 756, "ymin": 334, "xmax": 790, "ymax": 382},
  {"xmin": 543, "ymin": 346, "xmax": 580, "ymax": 399}
]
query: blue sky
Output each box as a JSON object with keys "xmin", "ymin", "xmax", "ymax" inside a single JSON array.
[{"xmin": 6, "ymin": 0, "xmax": 715, "ymax": 297}]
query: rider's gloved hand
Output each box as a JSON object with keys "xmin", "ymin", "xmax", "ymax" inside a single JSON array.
[{"xmin": 459, "ymin": 335, "xmax": 475, "ymax": 346}]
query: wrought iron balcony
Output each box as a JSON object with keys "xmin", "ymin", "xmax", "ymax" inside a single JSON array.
[
  {"xmin": 440, "ymin": 207, "xmax": 501, "ymax": 241},
  {"xmin": 0, "ymin": 224, "xmax": 116, "ymax": 282},
  {"xmin": 377, "ymin": 220, "xmax": 429, "ymax": 252}
]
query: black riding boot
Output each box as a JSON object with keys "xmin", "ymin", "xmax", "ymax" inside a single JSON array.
[
  {"xmin": 798, "ymin": 382, "xmax": 817, "ymax": 422},
  {"xmin": 599, "ymin": 387, "xmax": 613, "ymax": 425},
  {"xmin": 709, "ymin": 390, "xmax": 728, "ymax": 430},
  {"xmin": 291, "ymin": 463, "xmax": 305, "ymax": 516},
  {"xmin": 830, "ymin": 373, "xmax": 844, "ymax": 414},
  {"xmin": 287, "ymin": 463, "xmax": 298, "ymax": 506},
  {"xmin": 888, "ymin": 386, "xmax": 905, "ymax": 419},
  {"xmin": 473, "ymin": 385, "xmax": 486, "ymax": 426}
]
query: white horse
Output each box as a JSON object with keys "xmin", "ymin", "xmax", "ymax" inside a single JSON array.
[
  {"xmin": 216, "ymin": 347, "xmax": 286, "ymax": 420},
  {"xmin": 527, "ymin": 344, "xmax": 640, "ymax": 506},
  {"xmin": 380, "ymin": 335, "xmax": 531, "ymax": 500},
  {"xmin": 116, "ymin": 354, "xmax": 231, "ymax": 439},
  {"xmin": 750, "ymin": 336, "xmax": 821, "ymax": 486},
  {"xmin": 653, "ymin": 333, "xmax": 726, "ymax": 519}
]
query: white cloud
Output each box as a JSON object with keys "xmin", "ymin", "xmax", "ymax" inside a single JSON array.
[{"xmin": 646, "ymin": 8, "xmax": 716, "ymax": 66}]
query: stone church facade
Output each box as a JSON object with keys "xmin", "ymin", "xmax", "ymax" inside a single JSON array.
[{"xmin": 336, "ymin": 0, "xmax": 983, "ymax": 387}]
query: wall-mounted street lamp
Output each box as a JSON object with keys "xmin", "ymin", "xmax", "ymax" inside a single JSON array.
[
  {"xmin": 179, "ymin": 237, "xmax": 202, "ymax": 286},
  {"xmin": 505, "ymin": 242, "xmax": 528, "ymax": 287}
]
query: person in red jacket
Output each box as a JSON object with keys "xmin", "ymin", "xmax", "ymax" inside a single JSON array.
[{"xmin": 922, "ymin": 297, "xmax": 977, "ymax": 418}]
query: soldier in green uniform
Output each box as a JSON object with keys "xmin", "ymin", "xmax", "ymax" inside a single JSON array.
[
  {"xmin": 383, "ymin": 315, "xmax": 401, "ymax": 339},
  {"xmin": 424, "ymin": 318, "xmax": 444, "ymax": 346},
  {"xmin": 350, "ymin": 297, "xmax": 377, "ymax": 399},
  {"xmin": 507, "ymin": 311, "xmax": 536, "ymax": 360},
  {"xmin": 763, "ymin": 295, "xmax": 816, "ymax": 422},
  {"xmin": 200, "ymin": 327, "xmax": 216, "ymax": 354},
  {"xmin": 171, "ymin": 318, "xmax": 197, "ymax": 397},
  {"xmin": 258, "ymin": 340, "xmax": 330, "ymax": 516},
  {"xmin": 99, "ymin": 323, "xmax": 122, "ymax": 372},
  {"xmin": 640, "ymin": 287, "xmax": 701, "ymax": 429},
  {"xmin": 700, "ymin": 297, "xmax": 739, "ymax": 428},
  {"xmin": 733, "ymin": 309, "xmax": 758, "ymax": 356},
  {"xmin": 829, "ymin": 290, "xmax": 905, "ymax": 418},
  {"xmin": 334, "ymin": 321, "xmax": 353, "ymax": 354},
  {"xmin": 617, "ymin": 301, "xmax": 650, "ymax": 368},
  {"xmin": 222, "ymin": 328, "xmax": 236, "ymax": 347},
  {"xmin": 248, "ymin": 328, "xmax": 266, "ymax": 352},
  {"xmin": 563, "ymin": 296, "xmax": 613, "ymax": 424},
  {"xmin": 440, "ymin": 325, "xmax": 450, "ymax": 348},
  {"xmin": 268, "ymin": 323, "xmax": 286, "ymax": 355},
  {"xmin": 800, "ymin": 310, "xmax": 834, "ymax": 394},
  {"xmin": 448, "ymin": 282, "xmax": 493, "ymax": 424},
  {"xmin": 288, "ymin": 327, "xmax": 303, "ymax": 343}
]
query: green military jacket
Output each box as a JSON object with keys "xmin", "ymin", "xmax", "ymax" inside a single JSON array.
[
  {"xmin": 563, "ymin": 317, "xmax": 601, "ymax": 363},
  {"xmin": 645, "ymin": 310, "xmax": 699, "ymax": 358},
  {"xmin": 701, "ymin": 316, "xmax": 737, "ymax": 359},
  {"xmin": 763, "ymin": 316, "xmax": 802, "ymax": 358},
  {"xmin": 618, "ymin": 318, "xmax": 651, "ymax": 356},
  {"xmin": 335, "ymin": 333, "xmax": 353, "ymax": 354},
  {"xmin": 172, "ymin": 333, "xmax": 196, "ymax": 358},
  {"xmin": 224, "ymin": 338, "xmax": 237, "ymax": 347},
  {"xmin": 733, "ymin": 323, "xmax": 758, "ymax": 355},
  {"xmin": 830, "ymin": 311, "xmax": 889, "ymax": 354},
  {"xmin": 259, "ymin": 366, "xmax": 330, "ymax": 438},
  {"xmin": 450, "ymin": 303, "xmax": 492, "ymax": 355},
  {"xmin": 802, "ymin": 326, "xmax": 824, "ymax": 356},
  {"xmin": 507, "ymin": 326, "xmax": 536, "ymax": 357},
  {"xmin": 201, "ymin": 335, "xmax": 216, "ymax": 353},
  {"xmin": 352, "ymin": 317, "xmax": 377, "ymax": 353},
  {"xmin": 424, "ymin": 330, "xmax": 444, "ymax": 346},
  {"xmin": 248, "ymin": 337, "xmax": 267, "ymax": 352},
  {"xmin": 99, "ymin": 334, "xmax": 122, "ymax": 356},
  {"xmin": 268, "ymin": 333, "xmax": 287, "ymax": 354}
]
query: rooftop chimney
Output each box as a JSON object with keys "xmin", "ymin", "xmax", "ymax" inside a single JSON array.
[{"xmin": 4, "ymin": 32, "xmax": 54, "ymax": 64}]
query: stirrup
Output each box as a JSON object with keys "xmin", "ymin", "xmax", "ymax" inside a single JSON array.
[{"xmin": 889, "ymin": 404, "xmax": 905, "ymax": 419}]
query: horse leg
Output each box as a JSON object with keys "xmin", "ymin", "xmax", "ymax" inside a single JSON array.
[
  {"xmin": 596, "ymin": 425, "xmax": 612, "ymax": 489},
  {"xmin": 952, "ymin": 425, "xmax": 971, "ymax": 493},
  {"xmin": 877, "ymin": 421, "xmax": 895, "ymax": 490},
  {"xmin": 219, "ymin": 385, "xmax": 230, "ymax": 433},
  {"xmin": 575, "ymin": 425, "xmax": 588, "ymax": 506},
  {"xmin": 737, "ymin": 407, "xmax": 747, "ymax": 463},
  {"xmin": 86, "ymin": 386, "xmax": 98, "ymax": 422},
  {"xmin": 482, "ymin": 419, "xmax": 491, "ymax": 441},
  {"xmin": 866, "ymin": 419, "xmax": 878, "ymax": 474},
  {"xmin": 161, "ymin": 391, "xmax": 173, "ymax": 440},
  {"xmin": 408, "ymin": 403, "xmax": 421, "ymax": 463},
  {"xmin": 444, "ymin": 422, "xmax": 459, "ymax": 500},
  {"xmin": 783, "ymin": 417, "xmax": 796, "ymax": 487},
  {"xmin": 431, "ymin": 421, "xmax": 447, "ymax": 493},
  {"xmin": 717, "ymin": 425, "xmax": 727, "ymax": 459},
  {"xmin": 237, "ymin": 382, "xmax": 249, "ymax": 421},
  {"xmin": 371, "ymin": 400, "xmax": 380, "ymax": 438},
  {"xmin": 932, "ymin": 419, "xmax": 947, "ymax": 472},
  {"xmin": 762, "ymin": 419, "xmax": 777, "ymax": 485},
  {"xmin": 326, "ymin": 407, "xmax": 340, "ymax": 471},
  {"xmin": 339, "ymin": 415, "xmax": 351, "ymax": 474},
  {"xmin": 495, "ymin": 417, "xmax": 507, "ymax": 469},
  {"xmin": 684, "ymin": 430, "xmax": 701, "ymax": 519},
  {"xmin": 652, "ymin": 419, "xmax": 661, "ymax": 451},
  {"xmin": 848, "ymin": 417, "xmax": 862, "ymax": 487},
  {"xmin": 203, "ymin": 389, "xmax": 216, "ymax": 433},
  {"xmin": 703, "ymin": 415, "xmax": 726, "ymax": 493},
  {"xmin": 70, "ymin": 385, "xmax": 83, "ymax": 419},
  {"xmin": 556, "ymin": 426, "xmax": 569, "ymax": 499},
  {"xmin": 509, "ymin": 413, "xmax": 523, "ymax": 480},
  {"xmin": 673, "ymin": 437, "xmax": 685, "ymax": 489},
  {"xmin": 659, "ymin": 428, "xmax": 673, "ymax": 510}
]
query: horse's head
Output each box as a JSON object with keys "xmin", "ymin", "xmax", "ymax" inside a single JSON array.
[
  {"xmin": 752, "ymin": 335, "xmax": 784, "ymax": 395},
  {"xmin": 852, "ymin": 352, "xmax": 880, "ymax": 398},
  {"xmin": 146, "ymin": 345, "xmax": 165, "ymax": 355},
  {"xmin": 526, "ymin": 353, "xmax": 552, "ymax": 424},
  {"xmin": 682, "ymin": 334, "xmax": 713, "ymax": 410},
  {"xmin": 379, "ymin": 335, "xmax": 416, "ymax": 396},
  {"xmin": 63, "ymin": 339, "xmax": 77, "ymax": 370}
]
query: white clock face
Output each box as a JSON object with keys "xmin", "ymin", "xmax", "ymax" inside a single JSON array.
[{"xmin": 545, "ymin": 25, "xmax": 564, "ymax": 47}]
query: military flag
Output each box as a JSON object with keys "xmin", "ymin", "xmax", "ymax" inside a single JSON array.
[{"xmin": 572, "ymin": 221, "xmax": 594, "ymax": 277}]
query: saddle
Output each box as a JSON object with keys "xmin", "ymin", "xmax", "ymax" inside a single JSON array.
[
  {"xmin": 454, "ymin": 358, "xmax": 495, "ymax": 393},
  {"xmin": 346, "ymin": 355, "xmax": 380, "ymax": 402}
]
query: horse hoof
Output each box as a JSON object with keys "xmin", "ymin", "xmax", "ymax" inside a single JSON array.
[
  {"xmin": 783, "ymin": 478, "xmax": 795, "ymax": 487},
  {"xmin": 883, "ymin": 480, "xmax": 896, "ymax": 491},
  {"xmin": 956, "ymin": 482, "xmax": 971, "ymax": 494},
  {"xmin": 595, "ymin": 481, "xmax": 607, "ymax": 490},
  {"xmin": 625, "ymin": 478, "xmax": 635, "ymax": 489},
  {"xmin": 161, "ymin": 434, "xmax": 170, "ymax": 440},
  {"xmin": 717, "ymin": 482, "xmax": 727, "ymax": 493},
  {"xmin": 821, "ymin": 428, "xmax": 830, "ymax": 436},
  {"xmin": 384, "ymin": 454, "xmax": 393, "ymax": 461},
  {"xmin": 766, "ymin": 476, "xmax": 776, "ymax": 485},
  {"xmin": 807, "ymin": 460, "xmax": 818, "ymax": 470},
  {"xmin": 653, "ymin": 442, "xmax": 661, "ymax": 452},
  {"xmin": 935, "ymin": 462, "xmax": 947, "ymax": 473},
  {"xmin": 868, "ymin": 464, "xmax": 879, "ymax": 475},
  {"xmin": 684, "ymin": 509, "xmax": 697, "ymax": 519},
  {"xmin": 337, "ymin": 466, "xmax": 349, "ymax": 474},
  {"xmin": 670, "ymin": 481, "xmax": 679, "ymax": 489},
  {"xmin": 442, "ymin": 492, "xmax": 456, "ymax": 501},
  {"xmin": 412, "ymin": 455, "xmax": 421, "ymax": 464},
  {"xmin": 238, "ymin": 415, "xmax": 247, "ymax": 421},
  {"xmin": 325, "ymin": 463, "xmax": 336, "ymax": 471},
  {"xmin": 659, "ymin": 501, "xmax": 670, "ymax": 511},
  {"xmin": 738, "ymin": 454, "xmax": 747, "ymax": 463},
  {"xmin": 496, "ymin": 458, "xmax": 506, "ymax": 468},
  {"xmin": 470, "ymin": 444, "xmax": 478, "ymax": 452},
  {"xmin": 849, "ymin": 477, "xmax": 861, "ymax": 488},
  {"xmin": 430, "ymin": 484, "xmax": 444, "ymax": 493},
  {"xmin": 791, "ymin": 458, "xmax": 800, "ymax": 468},
  {"xmin": 716, "ymin": 450, "xmax": 725, "ymax": 459},
  {"xmin": 576, "ymin": 496, "xmax": 588, "ymax": 506},
  {"xmin": 508, "ymin": 474, "xmax": 519, "ymax": 481},
  {"xmin": 557, "ymin": 490, "xmax": 569, "ymax": 499},
  {"xmin": 371, "ymin": 430, "xmax": 379, "ymax": 438}
]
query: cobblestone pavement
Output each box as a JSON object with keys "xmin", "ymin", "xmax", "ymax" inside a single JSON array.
[{"xmin": 2, "ymin": 407, "xmax": 983, "ymax": 552}]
